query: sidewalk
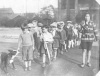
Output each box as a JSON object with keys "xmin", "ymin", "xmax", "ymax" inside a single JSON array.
[{"xmin": 0, "ymin": 42, "xmax": 99, "ymax": 76}]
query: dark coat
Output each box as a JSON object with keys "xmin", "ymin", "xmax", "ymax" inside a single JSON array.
[
  {"xmin": 33, "ymin": 32, "xmax": 41, "ymax": 50},
  {"xmin": 52, "ymin": 31, "xmax": 60, "ymax": 48},
  {"xmin": 57, "ymin": 29, "xmax": 67, "ymax": 44}
]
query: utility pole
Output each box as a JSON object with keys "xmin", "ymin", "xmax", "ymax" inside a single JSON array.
[
  {"xmin": 58, "ymin": 0, "xmax": 61, "ymax": 21},
  {"xmin": 75, "ymin": 0, "xmax": 78, "ymax": 16},
  {"xmin": 66, "ymin": 0, "xmax": 70, "ymax": 21},
  {"xmin": 26, "ymin": 0, "xmax": 27, "ymax": 19}
]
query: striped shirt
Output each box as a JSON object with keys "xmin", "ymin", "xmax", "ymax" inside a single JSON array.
[{"xmin": 80, "ymin": 20, "xmax": 97, "ymax": 42}]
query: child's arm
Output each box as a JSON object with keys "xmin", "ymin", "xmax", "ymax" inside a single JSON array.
[
  {"xmin": 31, "ymin": 34, "xmax": 35, "ymax": 50},
  {"xmin": 93, "ymin": 24, "xmax": 98, "ymax": 41},
  {"xmin": 17, "ymin": 34, "xmax": 22, "ymax": 50}
]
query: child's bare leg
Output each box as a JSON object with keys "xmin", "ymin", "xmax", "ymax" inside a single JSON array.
[
  {"xmin": 81, "ymin": 49, "xmax": 87, "ymax": 68},
  {"xmin": 87, "ymin": 50, "xmax": 91, "ymax": 67}
]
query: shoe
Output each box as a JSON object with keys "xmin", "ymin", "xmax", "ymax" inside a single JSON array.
[
  {"xmin": 80, "ymin": 63, "xmax": 85, "ymax": 68},
  {"xmin": 24, "ymin": 67, "xmax": 28, "ymax": 71},
  {"xmin": 28, "ymin": 67, "xmax": 31, "ymax": 71},
  {"xmin": 53, "ymin": 58, "xmax": 56, "ymax": 61},
  {"xmin": 32, "ymin": 60, "xmax": 35, "ymax": 63},
  {"xmin": 42, "ymin": 63, "xmax": 45, "ymax": 67},
  {"xmin": 65, "ymin": 50, "xmax": 68, "ymax": 52},
  {"xmin": 14, "ymin": 68, "xmax": 17, "ymax": 70},
  {"xmin": 48, "ymin": 61, "xmax": 51, "ymax": 65},
  {"xmin": 87, "ymin": 63, "xmax": 91, "ymax": 67},
  {"xmin": 61, "ymin": 51, "xmax": 63, "ymax": 54}
]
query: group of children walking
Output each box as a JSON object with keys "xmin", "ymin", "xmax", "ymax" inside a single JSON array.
[
  {"xmin": 17, "ymin": 20, "xmax": 72, "ymax": 70},
  {"xmin": 17, "ymin": 13, "xmax": 98, "ymax": 70}
]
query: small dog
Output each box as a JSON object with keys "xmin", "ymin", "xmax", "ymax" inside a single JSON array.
[{"xmin": 0, "ymin": 49, "xmax": 19, "ymax": 74}]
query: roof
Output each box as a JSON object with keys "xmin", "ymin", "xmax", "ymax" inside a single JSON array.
[
  {"xmin": 0, "ymin": 8, "xmax": 14, "ymax": 14},
  {"xmin": 7, "ymin": 14, "xmax": 19, "ymax": 19}
]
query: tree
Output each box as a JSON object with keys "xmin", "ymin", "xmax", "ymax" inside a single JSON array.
[
  {"xmin": 0, "ymin": 17, "xmax": 10, "ymax": 27},
  {"xmin": 40, "ymin": 5, "xmax": 55, "ymax": 19}
]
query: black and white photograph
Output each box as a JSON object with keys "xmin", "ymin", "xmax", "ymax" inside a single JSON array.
[{"xmin": 0, "ymin": 0, "xmax": 99, "ymax": 76}]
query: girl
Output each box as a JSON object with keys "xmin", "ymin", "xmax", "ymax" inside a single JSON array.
[{"xmin": 80, "ymin": 13, "xmax": 98, "ymax": 68}]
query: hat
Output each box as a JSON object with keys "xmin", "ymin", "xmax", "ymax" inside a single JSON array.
[
  {"xmin": 67, "ymin": 21, "xmax": 72, "ymax": 23},
  {"xmin": 38, "ymin": 23, "xmax": 43, "ymax": 27},
  {"xmin": 57, "ymin": 21, "xmax": 64, "ymax": 27},
  {"xmin": 60, "ymin": 21, "xmax": 65, "ymax": 25},
  {"xmin": 32, "ymin": 20, "xmax": 38, "ymax": 23},
  {"xmin": 27, "ymin": 23, "xmax": 34, "ymax": 27},
  {"xmin": 41, "ymin": 25, "xmax": 49, "ymax": 29},
  {"xmin": 50, "ymin": 22, "xmax": 57, "ymax": 27}
]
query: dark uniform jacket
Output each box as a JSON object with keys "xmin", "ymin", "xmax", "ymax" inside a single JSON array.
[
  {"xmin": 57, "ymin": 29, "xmax": 67, "ymax": 44},
  {"xmin": 33, "ymin": 31, "xmax": 41, "ymax": 50},
  {"xmin": 51, "ymin": 30, "xmax": 60, "ymax": 48}
]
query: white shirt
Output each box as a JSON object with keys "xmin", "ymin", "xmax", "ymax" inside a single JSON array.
[
  {"xmin": 51, "ymin": 30, "xmax": 56, "ymax": 37},
  {"xmin": 41, "ymin": 32, "xmax": 54, "ymax": 42}
]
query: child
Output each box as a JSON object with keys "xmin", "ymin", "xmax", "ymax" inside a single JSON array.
[
  {"xmin": 66, "ymin": 21, "xmax": 74, "ymax": 49},
  {"xmin": 40, "ymin": 26, "xmax": 54, "ymax": 67},
  {"xmin": 17, "ymin": 23, "xmax": 34, "ymax": 71},
  {"xmin": 50, "ymin": 22, "xmax": 60, "ymax": 60},
  {"xmin": 57, "ymin": 21, "xmax": 67, "ymax": 54}
]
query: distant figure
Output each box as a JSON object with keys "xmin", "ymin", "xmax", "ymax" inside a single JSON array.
[
  {"xmin": 28, "ymin": 20, "xmax": 42, "ymax": 58},
  {"xmin": 50, "ymin": 22, "xmax": 60, "ymax": 60},
  {"xmin": 32, "ymin": 21, "xmax": 42, "ymax": 58},
  {"xmin": 65, "ymin": 21, "xmax": 74, "ymax": 49},
  {"xmin": 57, "ymin": 21, "xmax": 67, "ymax": 54},
  {"xmin": 79, "ymin": 13, "xmax": 98, "ymax": 68}
]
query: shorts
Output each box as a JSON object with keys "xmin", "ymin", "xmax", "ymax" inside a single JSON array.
[
  {"xmin": 67, "ymin": 34, "xmax": 73, "ymax": 40},
  {"xmin": 22, "ymin": 45, "xmax": 33, "ymax": 61},
  {"xmin": 79, "ymin": 41, "xmax": 93, "ymax": 50},
  {"xmin": 40, "ymin": 42, "xmax": 53, "ymax": 55}
]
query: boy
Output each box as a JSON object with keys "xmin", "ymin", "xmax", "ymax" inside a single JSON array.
[
  {"xmin": 17, "ymin": 23, "xmax": 34, "ymax": 71},
  {"xmin": 57, "ymin": 21, "xmax": 67, "ymax": 54},
  {"xmin": 40, "ymin": 26, "xmax": 54, "ymax": 67},
  {"xmin": 66, "ymin": 21, "xmax": 74, "ymax": 49},
  {"xmin": 50, "ymin": 22, "xmax": 60, "ymax": 60}
]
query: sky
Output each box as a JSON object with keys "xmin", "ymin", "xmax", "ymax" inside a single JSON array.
[
  {"xmin": 96, "ymin": 0, "xmax": 100, "ymax": 4},
  {"xmin": 0, "ymin": 0, "xmax": 58, "ymax": 13}
]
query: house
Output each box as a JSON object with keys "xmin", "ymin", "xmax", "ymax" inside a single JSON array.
[
  {"xmin": 0, "ymin": 8, "xmax": 14, "ymax": 18},
  {"xmin": 58, "ymin": 0, "xmax": 99, "ymax": 24},
  {"xmin": 5, "ymin": 15, "xmax": 26, "ymax": 27}
]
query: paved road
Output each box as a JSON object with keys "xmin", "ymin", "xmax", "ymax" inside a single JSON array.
[{"xmin": 0, "ymin": 42, "xmax": 99, "ymax": 76}]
